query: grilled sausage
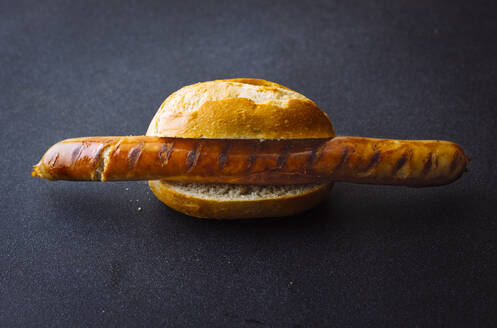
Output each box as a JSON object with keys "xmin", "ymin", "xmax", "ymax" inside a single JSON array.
[{"xmin": 32, "ymin": 136, "xmax": 469, "ymax": 187}]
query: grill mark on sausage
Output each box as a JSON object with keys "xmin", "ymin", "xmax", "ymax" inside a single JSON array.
[
  {"xmin": 244, "ymin": 141, "xmax": 260, "ymax": 172},
  {"xmin": 306, "ymin": 141, "xmax": 327, "ymax": 173},
  {"xmin": 306, "ymin": 149, "xmax": 317, "ymax": 172},
  {"xmin": 158, "ymin": 140, "xmax": 175, "ymax": 166},
  {"xmin": 314, "ymin": 141, "xmax": 327, "ymax": 164},
  {"xmin": 185, "ymin": 141, "xmax": 203, "ymax": 173},
  {"xmin": 422, "ymin": 152, "xmax": 433, "ymax": 176},
  {"xmin": 392, "ymin": 152, "xmax": 408, "ymax": 175},
  {"xmin": 218, "ymin": 140, "xmax": 232, "ymax": 170},
  {"xmin": 333, "ymin": 146, "xmax": 350, "ymax": 171},
  {"xmin": 48, "ymin": 153, "xmax": 60, "ymax": 168},
  {"xmin": 71, "ymin": 143, "xmax": 83, "ymax": 163},
  {"xmin": 128, "ymin": 142, "xmax": 144, "ymax": 170},
  {"xmin": 246, "ymin": 154, "xmax": 256, "ymax": 171},
  {"xmin": 275, "ymin": 143, "xmax": 289, "ymax": 170},
  {"xmin": 362, "ymin": 151, "xmax": 381, "ymax": 172}
]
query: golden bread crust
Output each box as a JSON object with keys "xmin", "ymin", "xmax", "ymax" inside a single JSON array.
[{"xmin": 147, "ymin": 79, "xmax": 334, "ymax": 139}]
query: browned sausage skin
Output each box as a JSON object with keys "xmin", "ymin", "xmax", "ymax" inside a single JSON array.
[{"xmin": 32, "ymin": 136, "xmax": 469, "ymax": 187}]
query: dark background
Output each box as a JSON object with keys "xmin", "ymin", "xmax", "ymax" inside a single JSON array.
[{"xmin": 1, "ymin": 0, "xmax": 496, "ymax": 326}]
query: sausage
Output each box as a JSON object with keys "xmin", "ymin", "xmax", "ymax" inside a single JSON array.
[{"xmin": 32, "ymin": 136, "xmax": 469, "ymax": 187}]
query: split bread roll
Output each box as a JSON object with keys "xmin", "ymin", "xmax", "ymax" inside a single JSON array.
[{"xmin": 146, "ymin": 78, "xmax": 335, "ymax": 218}]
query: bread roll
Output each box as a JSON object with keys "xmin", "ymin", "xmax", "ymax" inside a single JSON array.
[{"xmin": 146, "ymin": 78, "xmax": 335, "ymax": 219}]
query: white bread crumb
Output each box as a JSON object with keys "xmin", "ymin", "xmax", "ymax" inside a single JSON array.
[{"xmin": 165, "ymin": 182, "xmax": 324, "ymax": 201}]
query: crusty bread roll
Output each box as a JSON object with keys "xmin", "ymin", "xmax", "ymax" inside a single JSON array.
[{"xmin": 146, "ymin": 78, "xmax": 335, "ymax": 219}]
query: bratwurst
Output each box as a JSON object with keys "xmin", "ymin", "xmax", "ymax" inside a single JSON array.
[{"xmin": 32, "ymin": 136, "xmax": 468, "ymax": 187}]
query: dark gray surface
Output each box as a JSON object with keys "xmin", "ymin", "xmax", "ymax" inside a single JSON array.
[{"xmin": 1, "ymin": 0, "xmax": 496, "ymax": 326}]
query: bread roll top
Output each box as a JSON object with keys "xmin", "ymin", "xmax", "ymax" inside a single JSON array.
[{"xmin": 147, "ymin": 78, "xmax": 335, "ymax": 139}]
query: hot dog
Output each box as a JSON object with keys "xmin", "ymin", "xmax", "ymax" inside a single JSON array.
[
  {"xmin": 31, "ymin": 79, "xmax": 472, "ymax": 218},
  {"xmin": 33, "ymin": 136, "xmax": 468, "ymax": 187}
]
